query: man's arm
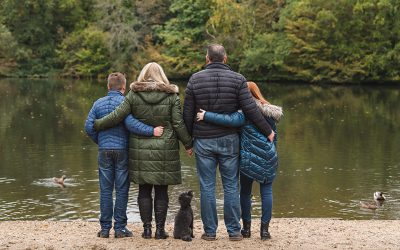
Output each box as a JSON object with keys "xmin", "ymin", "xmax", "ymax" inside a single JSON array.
[
  {"xmin": 84, "ymin": 104, "xmax": 98, "ymax": 144},
  {"xmin": 183, "ymin": 77, "xmax": 195, "ymax": 136},
  {"xmin": 238, "ymin": 80, "xmax": 272, "ymax": 137}
]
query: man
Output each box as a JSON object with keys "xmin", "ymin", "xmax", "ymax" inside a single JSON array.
[{"xmin": 183, "ymin": 44, "xmax": 274, "ymax": 241}]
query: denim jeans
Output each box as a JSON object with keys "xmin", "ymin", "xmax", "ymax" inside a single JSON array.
[
  {"xmin": 194, "ymin": 134, "xmax": 241, "ymax": 236},
  {"xmin": 98, "ymin": 149, "xmax": 130, "ymax": 231},
  {"xmin": 240, "ymin": 173, "xmax": 273, "ymax": 223}
]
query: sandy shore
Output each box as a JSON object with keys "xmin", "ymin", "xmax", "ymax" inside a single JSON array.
[{"xmin": 0, "ymin": 219, "xmax": 398, "ymax": 249}]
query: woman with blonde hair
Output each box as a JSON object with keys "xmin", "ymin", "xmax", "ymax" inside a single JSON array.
[
  {"xmin": 94, "ymin": 62, "xmax": 193, "ymax": 239},
  {"xmin": 196, "ymin": 81, "xmax": 282, "ymax": 240}
]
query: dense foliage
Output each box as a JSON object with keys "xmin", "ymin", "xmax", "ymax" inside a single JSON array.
[{"xmin": 1, "ymin": 0, "xmax": 400, "ymax": 83}]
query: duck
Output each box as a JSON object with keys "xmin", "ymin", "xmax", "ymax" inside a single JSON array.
[
  {"xmin": 359, "ymin": 201, "xmax": 378, "ymax": 210},
  {"xmin": 53, "ymin": 175, "xmax": 66, "ymax": 186},
  {"xmin": 374, "ymin": 191, "xmax": 386, "ymax": 202}
]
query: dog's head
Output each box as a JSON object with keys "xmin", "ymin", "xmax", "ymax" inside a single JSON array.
[{"xmin": 179, "ymin": 190, "xmax": 193, "ymax": 208}]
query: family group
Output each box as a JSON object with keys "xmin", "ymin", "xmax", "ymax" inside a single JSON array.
[{"xmin": 84, "ymin": 44, "xmax": 283, "ymax": 241}]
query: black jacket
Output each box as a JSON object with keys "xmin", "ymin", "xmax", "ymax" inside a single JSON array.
[{"xmin": 183, "ymin": 62, "xmax": 272, "ymax": 138}]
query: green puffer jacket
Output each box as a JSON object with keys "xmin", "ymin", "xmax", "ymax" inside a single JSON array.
[{"xmin": 94, "ymin": 81, "xmax": 193, "ymax": 185}]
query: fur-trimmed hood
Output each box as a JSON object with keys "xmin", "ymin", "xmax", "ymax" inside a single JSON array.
[
  {"xmin": 130, "ymin": 81, "xmax": 179, "ymax": 94},
  {"xmin": 255, "ymin": 99, "xmax": 283, "ymax": 122}
]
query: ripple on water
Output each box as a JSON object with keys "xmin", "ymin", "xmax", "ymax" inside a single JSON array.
[
  {"xmin": 0, "ymin": 198, "xmax": 53, "ymax": 220},
  {"xmin": 0, "ymin": 177, "xmax": 16, "ymax": 184},
  {"xmin": 31, "ymin": 178, "xmax": 80, "ymax": 188}
]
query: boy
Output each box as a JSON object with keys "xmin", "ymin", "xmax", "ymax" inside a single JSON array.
[{"xmin": 85, "ymin": 72, "xmax": 163, "ymax": 238}]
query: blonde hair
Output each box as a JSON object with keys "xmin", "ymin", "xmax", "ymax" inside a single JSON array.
[{"xmin": 137, "ymin": 62, "xmax": 170, "ymax": 85}]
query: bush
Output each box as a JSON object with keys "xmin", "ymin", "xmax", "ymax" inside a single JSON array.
[{"xmin": 57, "ymin": 26, "xmax": 111, "ymax": 77}]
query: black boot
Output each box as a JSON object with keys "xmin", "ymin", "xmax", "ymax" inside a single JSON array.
[
  {"xmin": 241, "ymin": 220, "xmax": 251, "ymax": 238},
  {"xmin": 154, "ymin": 199, "xmax": 169, "ymax": 239},
  {"xmin": 138, "ymin": 198, "xmax": 152, "ymax": 239},
  {"xmin": 260, "ymin": 221, "xmax": 271, "ymax": 240}
]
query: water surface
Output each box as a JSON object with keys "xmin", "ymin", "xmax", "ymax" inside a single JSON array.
[{"xmin": 0, "ymin": 78, "xmax": 399, "ymax": 221}]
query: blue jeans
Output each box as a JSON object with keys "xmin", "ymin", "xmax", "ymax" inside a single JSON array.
[
  {"xmin": 194, "ymin": 134, "xmax": 241, "ymax": 236},
  {"xmin": 98, "ymin": 149, "xmax": 130, "ymax": 231},
  {"xmin": 240, "ymin": 174, "xmax": 273, "ymax": 223}
]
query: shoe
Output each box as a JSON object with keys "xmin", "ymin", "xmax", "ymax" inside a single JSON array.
[
  {"xmin": 97, "ymin": 230, "xmax": 110, "ymax": 238},
  {"xmin": 155, "ymin": 228, "xmax": 169, "ymax": 239},
  {"xmin": 260, "ymin": 222, "xmax": 271, "ymax": 240},
  {"xmin": 201, "ymin": 233, "xmax": 216, "ymax": 241},
  {"xmin": 115, "ymin": 228, "xmax": 133, "ymax": 238},
  {"xmin": 154, "ymin": 199, "xmax": 169, "ymax": 239},
  {"xmin": 241, "ymin": 220, "xmax": 251, "ymax": 238},
  {"xmin": 229, "ymin": 233, "xmax": 243, "ymax": 241},
  {"xmin": 142, "ymin": 223, "xmax": 152, "ymax": 239}
]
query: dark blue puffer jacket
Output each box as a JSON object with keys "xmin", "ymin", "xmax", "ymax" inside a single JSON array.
[
  {"xmin": 204, "ymin": 110, "xmax": 279, "ymax": 184},
  {"xmin": 85, "ymin": 91, "xmax": 153, "ymax": 149}
]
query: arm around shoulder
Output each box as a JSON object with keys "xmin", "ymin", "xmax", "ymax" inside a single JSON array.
[{"xmin": 94, "ymin": 93, "xmax": 132, "ymax": 131}]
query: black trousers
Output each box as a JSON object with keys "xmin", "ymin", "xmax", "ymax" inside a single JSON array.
[{"xmin": 138, "ymin": 184, "xmax": 169, "ymax": 202}]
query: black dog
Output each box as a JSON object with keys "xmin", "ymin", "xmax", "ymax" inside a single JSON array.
[{"xmin": 173, "ymin": 191, "xmax": 194, "ymax": 241}]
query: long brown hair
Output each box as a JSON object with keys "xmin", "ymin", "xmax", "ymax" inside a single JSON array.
[{"xmin": 247, "ymin": 81, "xmax": 269, "ymax": 104}]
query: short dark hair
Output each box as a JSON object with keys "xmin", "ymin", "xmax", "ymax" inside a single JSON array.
[
  {"xmin": 207, "ymin": 44, "xmax": 226, "ymax": 62},
  {"xmin": 107, "ymin": 72, "xmax": 126, "ymax": 90}
]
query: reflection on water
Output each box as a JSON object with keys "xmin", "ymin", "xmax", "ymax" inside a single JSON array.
[{"xmin": 0, "ymin": 78, "xmax": 399, "ymax": 221}]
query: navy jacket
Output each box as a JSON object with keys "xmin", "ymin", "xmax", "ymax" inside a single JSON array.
[
  {"xmin": 183, "ymin": 62, "xmax": 272, "ymax": 138},
  {"xmin": 204, "ymin": 111, "xmax": 278, "ymax": 184},
  {"xmin": 85, "ymin": 91, "xmax": 153, "ymax": 149}
]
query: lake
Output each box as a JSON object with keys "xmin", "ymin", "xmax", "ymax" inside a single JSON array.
[{"xmin": 0, "ymin": 78, "xmax": 399, "ymax": 222}]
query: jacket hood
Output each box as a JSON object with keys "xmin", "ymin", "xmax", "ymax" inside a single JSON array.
[
  {"xmin": 255, "ymin": 99, "xmax": 283, "ymax": 122},
  {"xmin": 130, "ymin": 81, "xmax": 179, "ymax": 94},
  {"xmin": 130, "ymin": 81, "xmax": 178, "ymax": 104}
]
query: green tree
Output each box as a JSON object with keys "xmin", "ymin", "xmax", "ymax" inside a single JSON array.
[
  {"xmin": 206, "ymin": 0, "xmax": 252, "ymax": 70},
  {"xmin": 240, "ymin": 32, "xmax": 291, "ymax": 79},
  {"xmin": 57, "ymin": 26, "xmax": 110, "ymax": 77},
  {"xmin": 134, "ymin": 0, "xmax": 171, "ymax": 37},
  {"xmin": 158, "ymin": 0, "xmax": 212, "ymax": 77},
  {"xmin": 0, "ymin": 0, "xmax": 94, "ymax": 75},
  {"xmin": 206, "ymin": 0, "xmax": 287, "ymax": 72},
  {"xmin": 95, "ymin": 0, "xmax": 141, "ymax": 74},
  {"xmin": 278, "ymin": 0, "xmax": 400, "ymax": 82},
  {"xmin": 0, "ymin": 23, "xmax": 17, "ymax": 76}
]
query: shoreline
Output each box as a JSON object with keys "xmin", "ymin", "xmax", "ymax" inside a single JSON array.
[
  {"xmin": 2, "ymin": 76, "xmax": 400, "ymax": 86},
  {"xmin": 0, "ymin": 219, "xmax": 399, "ymax": 249}
]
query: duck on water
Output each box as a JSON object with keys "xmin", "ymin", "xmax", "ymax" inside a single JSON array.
[
  {"xmin": 53, "ymin": 175, "xmax": 66, "ymax": 187},
  {"xmin": 359, "ymin": 191, "xmax": 386, "ymax": 210}
]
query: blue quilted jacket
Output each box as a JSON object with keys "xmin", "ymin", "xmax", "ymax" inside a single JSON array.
[
  {"xmin": 85, "ymin": 91, "xmax": 153, "ymax": 149},
  {"xmin": 204, "ymin": 110, "xmax": 279, "ymax": 184}
]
